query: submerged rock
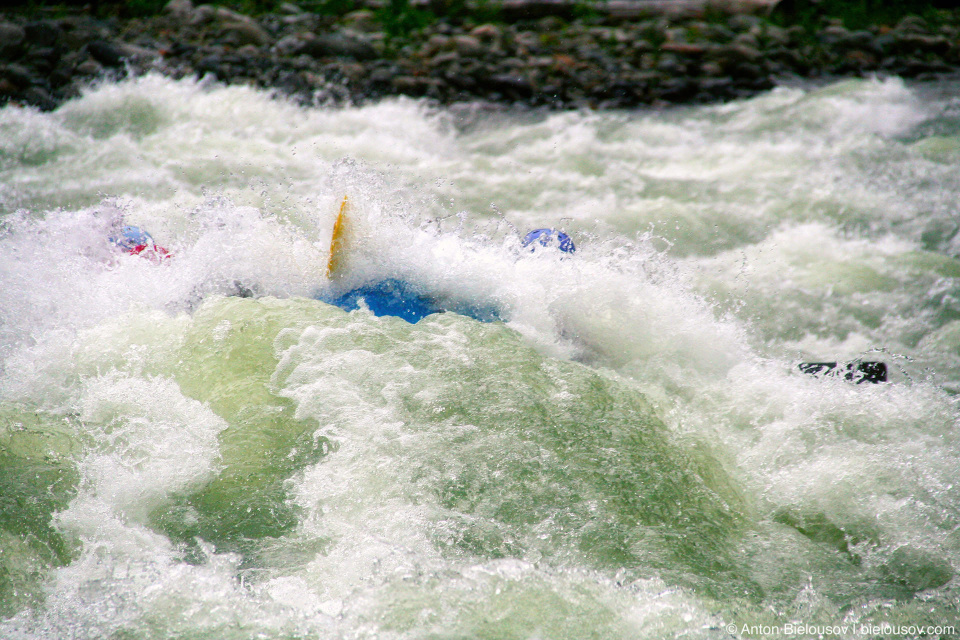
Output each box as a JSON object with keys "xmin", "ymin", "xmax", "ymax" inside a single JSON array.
[{"xmin": 881, "ymin": 546, "xmax": 954, "ymax": 592}]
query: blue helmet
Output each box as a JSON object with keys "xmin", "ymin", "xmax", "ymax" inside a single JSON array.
[
  {"xmin": 110, "ymin": 226, "xmax": 154, "ymax": 250},
  {"xmin": 522, "ymin": 228, "xmax": 576, "ymax": 254}
]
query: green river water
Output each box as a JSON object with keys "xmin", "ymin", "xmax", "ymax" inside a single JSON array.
[{"xmin": 1, "ymin": 74, "xmax": 959, "ymax": 638}]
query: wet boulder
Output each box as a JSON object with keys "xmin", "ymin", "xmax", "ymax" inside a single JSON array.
[
  {"xmin": 24, "ymin": 21, "xmax": 63, "ymax": 49},
  {"xmin": 0, "ymin": 22, "xmax": 26, "ymax": 59},
  {"xmin": 219, "ymin": 21, "xmax": 272, "ymax": 48},
  {"xmin": 87, "ymin": 40, "xmax": 126, "ymax": 67},
  {"xmin": 164, "ymin": 0, "xmax": 195, "ymax": 20},
  {"xmin": 302, "ymin": 32, "xmax": 377, "ymax": 61}
]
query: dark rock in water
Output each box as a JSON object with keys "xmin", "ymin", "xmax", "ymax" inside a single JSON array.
[
  {"xmin": 393, "ymin": 74, "xmax": 447, "ymax": 99},
  {"xmin": 699, "ymin": 59, "xmax": 723, "ymax": 76},
  {"xmin": 0, "ymin": 77, "xmax": 16, "ymax": 96},
  {"xmin": 87, "ymin": 40, "xmax": 127, "ymax": 67},
  {"xmin": 23, "ymin": 85, "xmax": 56, "ymax": 110},
  {"xmin": 881, "ymin": 546, "xmax": 954, "ymax": 592},
  {"xmin": 274, "ymin": 69, "xmax": 310, "ymax": 94},
  {"xmin": 274, "ymin": 34, "xmax": 307, "ymax": 57},
  {"xmin": 56, "ymin": 80, "xmax": 81, "ymax": 100},
  {"xmin": 716, "ymin": 42, "xmax": 762, "ymax": 65},
  {"xmin": 813, "ymin": 23, "xmax": 841, "ymax": 43},
  {"xmin": 341, "ymin": 10, "xmax": 378, "ymax": 33},
  {"xmin": 659, "ymin": 76, "xmax": 698, "ymax": 101},
  {"xmin": 896, "ymin": 57, "xmax": 955, "ymax": 77},
  {"xmin": 837, "ymin": 49, "xmax": 877, "ymax": 72},
  {"xmin": 452, "ymin": 34, "xmax": 483, "ymax": 56},
  {"xmin": 445, "ymin": 69, "xmax": 477, "ymax": 89},
  {"xmin": 368, "ymin": 65, "xmax": 396, "ymax": 84},
  {"xmin": 478, "ymin": 73, "xmax": 534, "ymax": 99},
  {"xmin": 698, "ymin": 75, "xmax": 736, "ymax": 99},
  {"xmin": 1, "ymin": 62, "xmax": 36, "ymax": 89},
  {"xmin": 766, "ymin": 45, "xmax": 806, "ymax": 71},
  {"xmin": 24, "ymin": 21, "xmax": 63, "ymax": 49},
  {"xmin": 0, "ymin": 22, "xmax": 25, "ymax": 56},
  {"xmin": 189, "ymin": 4, "xmax": 218, "ymax": 26},
  {"xmin": 25, "ymin": 47, "xmax": 60, "ymax": 74},
  {"xmin": 85, "ymin": 40, "xmax": 158, "ymax": 71},
  {"xmin": 164, "ymin": 40, "xmax": 197, "ymax": 58},
  {"xmin": 661, "ymin": 41, "xmax": 708, "ymax": 56},
  {"xmin": 894, "ymin": 33, "xmax": 952, "ymax": 57},
  {"xmin": 657, "ymin": 53, "xmax": 687, "ymax": 75},
  {"xmin": 234, "ymin": 44, "xmax": 261, "ymax": 59},
  {"xmin": 773, "ymin": 509, "xmax": 878, "ymax": 564},
  {"xmin": 220, "ymin": 21, "xmax": 271, "ymax": 48},
  {"xmin": 428, "ymin": 51, "xmax": 458, "ymax": 69},
  {"xmin": 302, "ymin": 33, "xmax": 376, "ymax": 61},
  {"xmin": 896, "ymin": 14, "xmax": 930, "ymax": 34},
  {"xmin": 164, "ymin": 0, "xmax": 195, "ymax": 20},
  {"xmin": 197, "ymin": 54, "xmax": 224, "ymax": 77},
  {"xmin": 500, "ymin": 0, "xmax": 579, "ymax": 22},
  {"xmin": 74, "ymin": 58, "xmax": 104, "ymax": 77},
  {"xmin": 844, "ymin": 30, "xmax": 880, "ymax": 53},
  {"xmin": 767, "ymin": 0, "xmax": 815, "ymax": 23},
  {"xmin": 760, "ymin": 24, "xmax": 789, "ymax": 47},
  {"xmin": 731, "ymin": 61, "xmax": 766, "ymax": 80},
  {"xmin": 212, "ymin": 6, "xmax": 256, "ymax": 26},
  {"xmin": 470, "ymin": 23, "xmax": 503, "ymax": 42},
  {"xmin": 48, "ymin": 63, "xmax": 75, "ymax": 87},
  {"xmin": 419, "ymin": 34, "xmax": 448, "ymax": 58},
  {"xmin": 61, "ymin": 26, "xmax": 104, "ymax": 51}
]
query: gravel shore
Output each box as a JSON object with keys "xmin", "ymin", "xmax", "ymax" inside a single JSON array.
[{"xmin": 2, "ymin": 1, "xmax": 959, "ymax": 111}]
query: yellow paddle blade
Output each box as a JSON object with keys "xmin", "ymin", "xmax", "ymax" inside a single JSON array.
[{"xmin": 326, "ymin": 195, "xmax": 349, "ymax": 279}]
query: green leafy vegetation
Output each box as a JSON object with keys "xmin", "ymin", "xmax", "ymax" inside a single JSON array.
[
  {"xmin": 771, "ymin": 0, "xmax": 951, "ymax": 30},
  {"xmin": 377, "ymin": 0, "xmax": 435, "ymax": 37}
]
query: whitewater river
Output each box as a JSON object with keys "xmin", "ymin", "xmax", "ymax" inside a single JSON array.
[{"xmin": 1, "ymin": 74, "xmax": 959, "ymax": 638}]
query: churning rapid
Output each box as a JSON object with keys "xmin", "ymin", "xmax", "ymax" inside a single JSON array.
[{"xmin": 1, "ymin": 74, "xmax": 959, "ymax": 639}]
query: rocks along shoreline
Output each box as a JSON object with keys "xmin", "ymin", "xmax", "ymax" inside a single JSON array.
[{"xmin": 1, "ymin": 1, "xmax": 959, "ymax": 112}]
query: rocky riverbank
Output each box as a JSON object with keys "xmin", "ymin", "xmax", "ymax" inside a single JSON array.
[{"xmin": 2, "ymin": 1, "xmax": 959, "ymax": 111}]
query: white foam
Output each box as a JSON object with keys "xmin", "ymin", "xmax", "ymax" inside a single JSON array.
[{"xmin": 2, "ymin": 73, "xmax": 960, "ymax": 638}]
